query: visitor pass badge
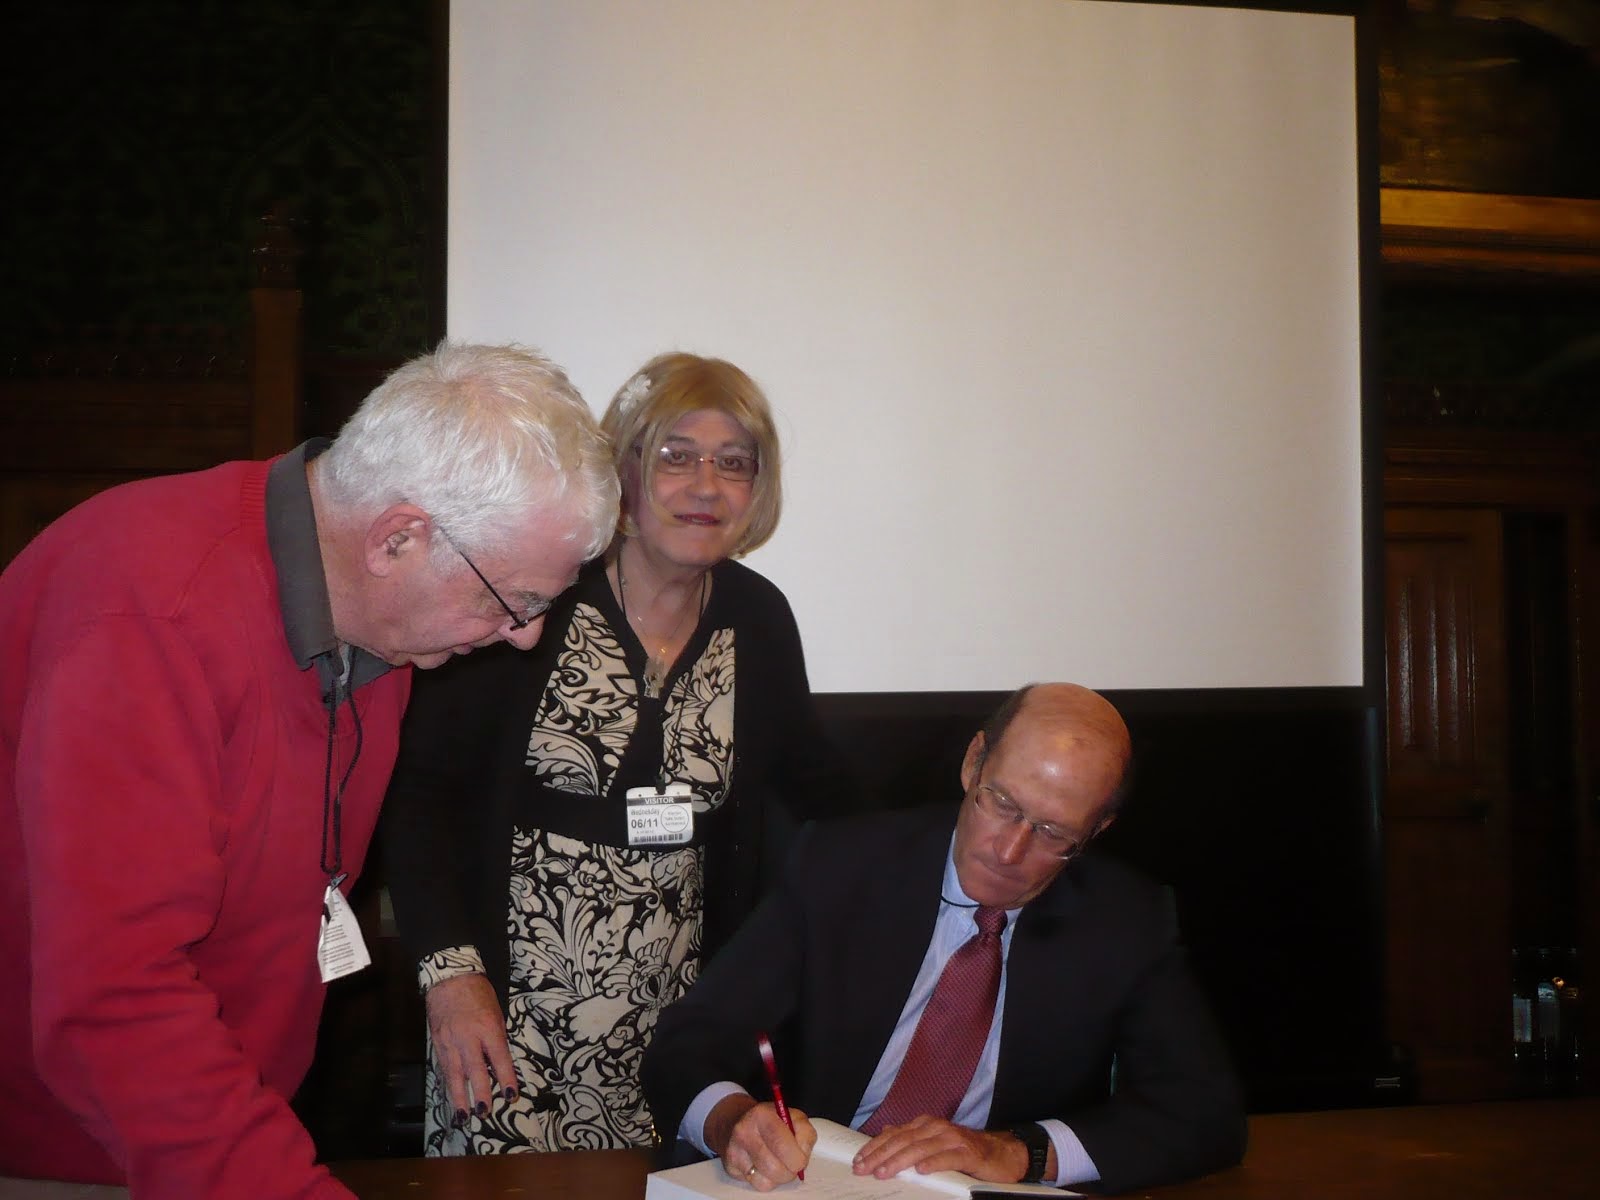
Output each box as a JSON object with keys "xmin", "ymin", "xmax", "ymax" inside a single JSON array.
[
  {"xmin": 626, "ymin": 783, "xmax": 695, "ymax": 847},
  {"xmin": 318, "ymin": 877, "xmax": 372, "ymax": 983}
]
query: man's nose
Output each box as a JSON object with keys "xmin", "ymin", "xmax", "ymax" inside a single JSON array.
[
  {"xmin": 502, "ymin": 613, "xmax": 547, "ymax": 651},
  {"xmin": 993, "ymin": 820, "xmax": 1032, "ymax": 865}
]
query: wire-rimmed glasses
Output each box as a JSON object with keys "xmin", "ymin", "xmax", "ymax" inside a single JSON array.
[
  {"xmin": 970, "ymin": 780, "xmax": 1088, "ymax": 860},
  {"xmin": 650, "ymin": 444, "xmax": 759, "ymax": 482},
  {"xmin": 436, "ymin": 527, "xmax": 548, "ymax": 632}
]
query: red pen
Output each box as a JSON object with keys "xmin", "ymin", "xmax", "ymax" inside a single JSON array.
[{"xmin": 756, "ymin": 1030, "xmax": 804, "ymax": 1181}]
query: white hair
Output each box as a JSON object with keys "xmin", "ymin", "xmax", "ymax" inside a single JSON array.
[{"xmin": 318, "ymin": 341, "xmax": 619, "ymax": 563}]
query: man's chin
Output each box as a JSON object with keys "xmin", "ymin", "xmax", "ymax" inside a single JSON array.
[
  {"xmin": 957, "ymin": 859, "xmax": 1042, "ymax": 911},
  {"xmin": 406, "ymin": 650, "xmax": 457, "ymax": 670}
]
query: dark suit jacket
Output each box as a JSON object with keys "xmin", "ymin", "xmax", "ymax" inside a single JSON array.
[{"xmin": 642, "ymin": 804, "xmax": 1246, "ymax": 1193}]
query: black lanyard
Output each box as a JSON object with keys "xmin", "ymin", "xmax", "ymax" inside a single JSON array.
[{"xmin": 319, "ymin": 652, "xmax": 364, "ymax": 882}]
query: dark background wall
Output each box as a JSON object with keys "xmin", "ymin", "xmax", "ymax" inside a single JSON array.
[
  {"xmin": 4, "ymin": 0, "xmax": 441, "ymax": 424},
  {"xmin": 7, "ymin": 0, "xmax": 1594, "ymax": 627},
  {"xmin": 6, "ymin": 3, "xmax": 1599, "ymax": 425},
  {"xmin": 1377, "ymin": 0, "xmax": 1600, "ymax": 425}
]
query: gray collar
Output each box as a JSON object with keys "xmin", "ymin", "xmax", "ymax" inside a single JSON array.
[{"xmin": 266, "ymin": 439, "xmax": 393, "ymax": 702}]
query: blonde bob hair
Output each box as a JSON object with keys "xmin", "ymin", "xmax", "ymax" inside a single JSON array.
[{"xmin": 601, "ymin": 352, "xmax": 782, "ymax": 557}]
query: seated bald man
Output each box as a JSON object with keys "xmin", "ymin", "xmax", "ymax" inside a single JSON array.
[{"xmin": 642, "ymin": 683, "xmax": 1246, "ymax": 1194}]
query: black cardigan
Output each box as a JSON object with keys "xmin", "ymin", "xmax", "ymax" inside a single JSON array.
[{"xmin": 379, "ymin": 557, "xmax": 851, "ymax": 1004}]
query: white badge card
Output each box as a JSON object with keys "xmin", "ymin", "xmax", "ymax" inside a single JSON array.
[
  {"xmin": 318, "ymin": 880, "xmax": 372, "ymax": 983},
  {"xmin": 626, "ymin": 783, "xmax": 696, "ymax": 847}
]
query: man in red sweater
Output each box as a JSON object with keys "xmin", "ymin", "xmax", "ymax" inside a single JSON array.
[{"xmin": 0, "ymin": 343, "xmax": 619, "ymax": 1198}]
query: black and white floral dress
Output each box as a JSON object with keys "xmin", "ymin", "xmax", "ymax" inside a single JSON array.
[{"xmin": 383, "ymin": 559, "xmax": 847, "ymax": 1156}]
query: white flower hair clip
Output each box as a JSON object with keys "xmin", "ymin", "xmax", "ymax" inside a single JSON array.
[{"xmin": 616, "ymin": 372, "xmax": 652, "ymax": 412}]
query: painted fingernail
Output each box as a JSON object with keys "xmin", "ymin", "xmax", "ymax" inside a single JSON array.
[
  {"xmin": 502, "ymin": 1086, "xmax": 517, "ymax": 1102},
  {"xmin": 474, "ymin": 1100, "xmax": 488, "ymax": 1118},
  {"xmin": 452, "ymin": 1108, "xmax": 469, "ymax": 1128}
]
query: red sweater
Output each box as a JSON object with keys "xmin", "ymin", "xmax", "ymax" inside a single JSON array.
[{"xmin": 0, "ymin": 459, "xmax": 410, "ymax": 1197}]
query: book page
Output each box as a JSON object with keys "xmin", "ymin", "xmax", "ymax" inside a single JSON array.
[
  {"xmin": 645, "ymin": 1121, "xmax": 1074, "ymax": 1199},
  {"xmin": 808, "ymin": 1120, "xmax": 966, "ymax": 1196},
  {"xmin": 645, "ymin": 1151, "xmax": 967, "ymax": 1199}
]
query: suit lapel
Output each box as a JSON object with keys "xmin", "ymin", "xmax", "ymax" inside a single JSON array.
[
  {"xmin": 813, "ymin": 811, "xmax": 953, "ymax": 1121},
  {"xmin": 991, "ymin": 861, "xmax": 1088, "ymax": 1122}
]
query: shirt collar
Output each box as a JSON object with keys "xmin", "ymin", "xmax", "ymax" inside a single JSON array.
[
  {"xmin": 266, "ymin": 439, "xmax": 393, "ymax": 698},
  {"xmin": 941, "ymin": 834, "xmax": 1024, "ymax": 919}
]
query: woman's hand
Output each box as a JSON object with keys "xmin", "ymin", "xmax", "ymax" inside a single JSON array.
[{"xmin": 424, "ymin": 973, "xmax": 518, "ymax": 1124}]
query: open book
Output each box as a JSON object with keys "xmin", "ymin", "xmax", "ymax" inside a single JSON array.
[{"xmin": 645, "ymin": 1119, "xmax": 1078, "ymax": 1199}]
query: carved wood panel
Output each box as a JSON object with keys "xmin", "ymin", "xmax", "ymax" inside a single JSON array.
[{"xmin": 1384, "ymin": 506, "xmax": 1512, "ymax": 1100}]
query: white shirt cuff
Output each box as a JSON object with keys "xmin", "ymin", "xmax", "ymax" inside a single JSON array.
[
  {"xmin": 680, "ymin": 1082, "xmax": 752, "ymax": 1156},
  {"xmin": 1041, "ymin": 1119, "xmax": 1100, "ymax": 1187}
]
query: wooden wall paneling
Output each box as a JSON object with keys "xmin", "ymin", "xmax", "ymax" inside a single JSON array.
[
  {"xmin": 1574, "ymin": 507, "xmax": 1600, "ymax": 1066},
  {"xmin": 1504, "ymin": 514, "xmax": 1579, "ymax": 955},
  {"xmin": 1383, "ymin": 506, "xmax": 1512, "ymax": 1100},
  {"xmin": 0, "ymin": 477, "xmax": 123, "ymax": 568},
  {"xmin": 1380, "ymin": 189, "xmax": 1600, "ymax": 285},
  {"xmin": 1384, "ymin": 435, "xmax": 1597, "ymax": 508},
  {"xmin": 249, "ymin": 285, "xmax": 304, "ymax": 458},
  {"xmin": 248, "ymin": 205, "xmax": 305, "ymax": 458},
  {"xmin": 0, "ymin": 213, "xmax": 304, "ymax": 572}
]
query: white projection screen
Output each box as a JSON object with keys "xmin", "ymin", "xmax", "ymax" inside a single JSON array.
[{"xmin": 447, "ymin": 0, "xmax": 1364, "ymax": 695}]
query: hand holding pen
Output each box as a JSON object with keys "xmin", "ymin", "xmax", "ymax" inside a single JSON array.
[{"xmin": 757, "ymin": 1031, "xmax": 804, "ymax": 1182}]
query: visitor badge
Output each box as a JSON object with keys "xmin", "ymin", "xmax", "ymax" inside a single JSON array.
[
  {"xmin": 626, "ymin": 783, "xmax": 696, "ymax": 847},
  {"xmin": 318, "ymin": 876, "xmax": 371, "ymax": 983}
]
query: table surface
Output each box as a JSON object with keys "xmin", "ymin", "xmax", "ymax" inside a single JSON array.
[
  {"xmin": 331, "ymin": 1096, "xmax": 1600, "ymax": 1199},
  {"xmin": 4, "ymin": 1097, "xmax": 1596, "ymax": 1198}
]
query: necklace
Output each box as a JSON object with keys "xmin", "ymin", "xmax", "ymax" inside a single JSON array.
[{"xmin": 616, "ymin": 551, "xmax": 708, "ymax": 700}]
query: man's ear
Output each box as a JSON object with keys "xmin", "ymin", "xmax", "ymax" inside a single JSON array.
[
  {"xmin": 959, "ymin": 731, "xmax": 986, "ymax": 793},
  {"xmin": 363, "ymin": 505, "xmax": 431, "ymax": 577}
]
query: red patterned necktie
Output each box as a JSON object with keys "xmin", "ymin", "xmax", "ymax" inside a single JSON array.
[{"xmin": 861, "ymin": 905, "xmax": 1007, "ymax": 1135}]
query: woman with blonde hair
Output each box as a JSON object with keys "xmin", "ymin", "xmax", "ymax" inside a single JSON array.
[{"xmin": 382, "ymin": 352, "xmax": 848, "ymax": 1154}]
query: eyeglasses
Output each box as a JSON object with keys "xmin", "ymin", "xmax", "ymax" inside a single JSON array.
[
  {"xmin": 650, "ymin": 444, "xmax": 759, "ymax": 483},
  {"xmin": 970, "ymin": 780, "xmax": 1088, "ymax": 860},
  {"xmin": 437, "ymin": 527, "xmax": 548, "ymax": 632}
]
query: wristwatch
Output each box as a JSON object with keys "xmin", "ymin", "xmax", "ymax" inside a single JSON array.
[{"xmin": 1009, "ymin": 1122, "xmax": 1050, "ymax": 1184}]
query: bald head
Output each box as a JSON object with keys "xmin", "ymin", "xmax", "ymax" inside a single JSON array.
[
  {"xmin": 983, "ymin": 683, "xmax": 1130, "ymax": 817},
  {"xmin": 954, "ymin": 683, "xmax": 1132, "ymax": 908}
]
